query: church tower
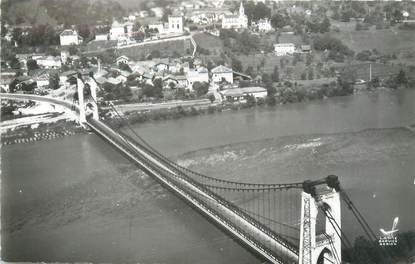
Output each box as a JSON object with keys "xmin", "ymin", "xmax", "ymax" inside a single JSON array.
[{"xmin": 239, "ymin": 2, "xmax": 245, "ymax": 17}]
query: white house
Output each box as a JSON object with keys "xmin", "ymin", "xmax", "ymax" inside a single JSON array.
[
  {"xmin": 154, "ymin": 62, "xmax": 169, "ymax": 72},
  {"xmin": 168, "ymin": 15, "xmax": 185, "ymax": 33},
  {"xmin": 110, "ymin": 21, "xmax": 126, "ymax": 40},
  {"xmin": 60, "ymin": 50, "xmax": 70, "ymax": 64},
  {"xmin": 116, "ymin": 55, "xmax": 129, "ymax": 65},
  {"xmin": 36, "ymin": 56, "xmax": 62, "ymax": 69},
  {"xmin": 257, "ymin": 19, "xmax": 272, "ymax": 32},
  {"xmin": 95, "ymin": 33, "xmax": 108, "ymax": 41},
  {"xmin": 274, "ymin": 43, "xmax": 295, "ymax": 56},
  {"xmin": 221, "ymin": 2, "xmax": 248, "ymax": 29},
  {"xmin": 139, "ymin": 10, "xmax": 149, "ymax": 18},
  {"xmin": 60, "ymin": 29, "xmax": 83, "ymax": 46},
  {"xmin": 187, "ymin": 67, "xmax": 209, "ymax": 88},
  {"xmin": 211, "ymin": 65, "xmax": 233, "ymax": 83},
  {"xmin": 148, "ymin": 23, "xmax": 165, "ymax": 34}
]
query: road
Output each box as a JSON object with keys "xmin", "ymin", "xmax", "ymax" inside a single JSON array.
[{"xmin": 110, "ymin": 99, "xmax": 212, "ymax": 113}]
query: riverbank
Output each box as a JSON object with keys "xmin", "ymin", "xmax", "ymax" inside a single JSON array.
[
  {"xmin": 1, "ymin": 86, "xmax": 412, "ymax": 145},
  {"xmin": 1, "ymin": 118, "xmax": 84, "ymax": 145}
]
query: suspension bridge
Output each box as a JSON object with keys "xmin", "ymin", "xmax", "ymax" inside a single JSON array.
[{"xmin": 1, "ymin": 72, "xmax": 386, "ymax": 264}]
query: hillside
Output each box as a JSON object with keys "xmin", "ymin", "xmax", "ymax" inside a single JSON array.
[{"xmin": 1, "ymin": 0, "xmax": 126, "ymax": 26}]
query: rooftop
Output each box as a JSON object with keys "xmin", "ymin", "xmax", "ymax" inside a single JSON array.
[
  {"xmin": 211, "ymin": 65, "xmax": 232, "ymax": 74},
  {"xmin": 60, "ymin": 29, "xmax": 78, "ymax": 36}
]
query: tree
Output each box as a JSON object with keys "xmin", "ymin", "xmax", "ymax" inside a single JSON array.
[
  {"xmin": 152, "ymin": 78, "xmax": 164, "ymax": 98},
  {"xmin": 272, "ymin": 66, "xmax": 280, "ymax": 82},
  {"xmin": 8, "ymin": 55, "xmax": 21, "ymax": 69},
  {"xmin": 192, "ymin": 81, "xmax": 209, "ymax": 97},
  {"xmin": 162, "ymin": 8, "xmax": 172, "ymax": 22},
  {"xmin": 252, "ymin": 3, "xmax": 271, "ymax": 22},
  {"xmin": 26, "ymin": 59, "xmax": 39, "ymax": 71},
  {"xmin": 133, "ymin": 21, "xmax": 141, "ymax": 32},
  {"xmin": 271, "ymin": 13, "xmax": 287, "ymax": 29},
  {"xmin": 232, "ymin": 58, "xmax": 243, "ymax": 72},
  {"xmin": 320, "ymin": 17, "xmax": 331, "ymax": 33},
  {"xmin": 301, "ymin": 71, "xmax": 307, "ymax": 80},
  {"xmin": 308, "ymin": 68, "xmax": 314, "ymax": 80},
  {"xmin": 168, "ymin": 82, "xmax": 176, "ymax": 90},
  {"xmin": 49, "ymin": 71, "xmax": 60, "ymax": 90},
  {"xmin": 68, "ymin": 45, "xmax": 78, "ymax": 56},
  {"xmin": 245, "ymin": 94, "xmax": 256, "ymax": 107},
  {"xmin": 245, "ymin": 66, "xmax": 254, "ymax": 77},
  {"xmin": 396, "ymin": 70, "xmax": 407, "ymax": 86}
]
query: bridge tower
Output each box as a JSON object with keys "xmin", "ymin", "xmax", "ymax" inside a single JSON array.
[
  {"xmin": 299, "ymin": 176, "xmax": 342, "ymax": 264},
  {"xmin": 76, "ymin": 74, "xmax": 99, "ymax": 124}
]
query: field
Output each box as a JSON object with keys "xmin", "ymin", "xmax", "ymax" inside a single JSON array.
[
  {"xmin": 193, "ymin": 33, "xmax": 224, "ymax": 54},
  {"xmin": 331, "ymin": 22, "xmax": 415, "ymax": 54},
  {"xmin": 118, "ymin": 39, "xmax": 193, "ymax": 60}
]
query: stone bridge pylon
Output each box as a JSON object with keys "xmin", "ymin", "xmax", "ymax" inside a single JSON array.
[{"xmin": 76, "ymin": 74, "xmax": 99, "ymax": 124}]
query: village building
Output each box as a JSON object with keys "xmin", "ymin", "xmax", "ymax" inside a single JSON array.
[
  {"xmin": 29, "ymin": 69, "xmax": 50, "ymax": 88},
  {"xmin": 257, "ymin": 19, "xmax": 272, "ymax": 32},
  {"xmin": 116, "ymin": 55, "xmax": 129, "ymax": 65},
  {"xmin": 95, "ymin": 33, "xmax": 109, "ymax": 41},
  {"xmin": 168, "ymin": 15, "xmax": 185, "ymax": 33},
  {"xmin": 109, "ymin": 21, "xmax": 133, "ymax": 40},
  {"xmin": 211, "ymin": 65, "xmax": 233, "ymax": 83},
  {"xmin": 60, "ymin": 50, "xmax": 70, "ymax": 64},
  {"xmin": 221, "ymin": 86, "xmax": 267, "ymax": 102},
  {"xmin": 221, "ymin": 2, "xmax": 248, "ymax": 30},
  {"xmin": 187, "ymin": 67, "xmax": 209, "ymax": 88},
  {"xmin": 154, "ymin": 61, "xmax": 169, "ymax": 72},
  {"xmin": 301, "ymin": 45, "xmax": 311, "ymax": 53},
  {"xmin": 187, "ymin": 8, "xmax": 232, "ymax": 24},
  {"xmin": 60, "ymin": 29, "xmax": 83, "ymax": 46},
  {"xmin": 110, "ymin": 21, "xmax": 125, "ymax": 40},
  {"xmin": 274, "ymin": 43, "xmax": 296, "ymax": 56},
  {"xmin": 36, "ymin": 56, "xmax": 62, "ymax": 69},
  {"xmin": 148, "ymin": 23, "xmax": 166, "ymax": 34}
]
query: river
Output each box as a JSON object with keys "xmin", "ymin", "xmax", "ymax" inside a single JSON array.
[{"xmin": 2, "ymin": 89, "xmax": 415, "ymax": 263}]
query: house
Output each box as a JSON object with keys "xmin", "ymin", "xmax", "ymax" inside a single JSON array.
[
  {"xmin": 211, "ymin": 65, "xmax": 233, "ymax": 83},
  {"xmin": 168, "ymin": 15, "xmax": 185, "ymax": 33},
  {"xmin": 163, "ymin": 75, "xmax": 179, "ymax": 88},
  {"xmin": 29, "ymin": 69, "xmax": 50, "ymax": 88},
  {"xmin": 116, "ymin": 55, "xmax": 129, "ymax": 65},
  {"xmin": 106, "ymin": 77, "xmax": 122, "ymax": 86},
  {"xmin": 36, "ymin": 56, "xmax": 62, "ymax": 69},
  {"xmin": 148, "ymin": 23, "xmax": 165, "ymax": 34},
  {"xmin": 139, "ymin": 10, "xmax": 149, "ymax": 18},
  {"xmin": 187, "ymin": 67, "xmax": 209, "ymax": 88},
  {"xmin": 221, "ymin": 2, "xmax": 248, "ymax": 30},
  {"xmin": 301, "ymin": 45, "xmax": 311, "ymax": 53},
  {"xmin": 175, "ymin": 75, "xmax": 188, "ymax": 88},
  {"xmin": 110, "ymin": 21, "xmax": 126, "ymax": 40},
  {"xmin": 257, "ymin": 19, "xmax": 272, "ymax": 32},
  {"xmin": 59, "ymin": 70, "xmax": 77, "ymax": 85},
  {"xmin": 154, "ymin": 61, "xmax": 169, "ymax": 72},
  {"xmin": 60, "ymin": 50, "xmax": 70, "ymax": 64},
  {"xmin": 128, "ymin": 15, "xmax": 136, "ymax": 22},
  {"xmin": 95, "ymin": 33, "xmax": 108, "ymax": 41},
  {"xmin": 221, "ymin": 86, "xmax": 267, "ymax": 102},
  {"xmin": 60, "ymin": 29, "xmax": 83, "ymax": 46},
  {"xmin": 187, "ymin": 8, "xmax": 232, "ymax": 24},
  {"xmin": 274, "ymin": 43, "xmax": 295, "ymax": 56}
]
